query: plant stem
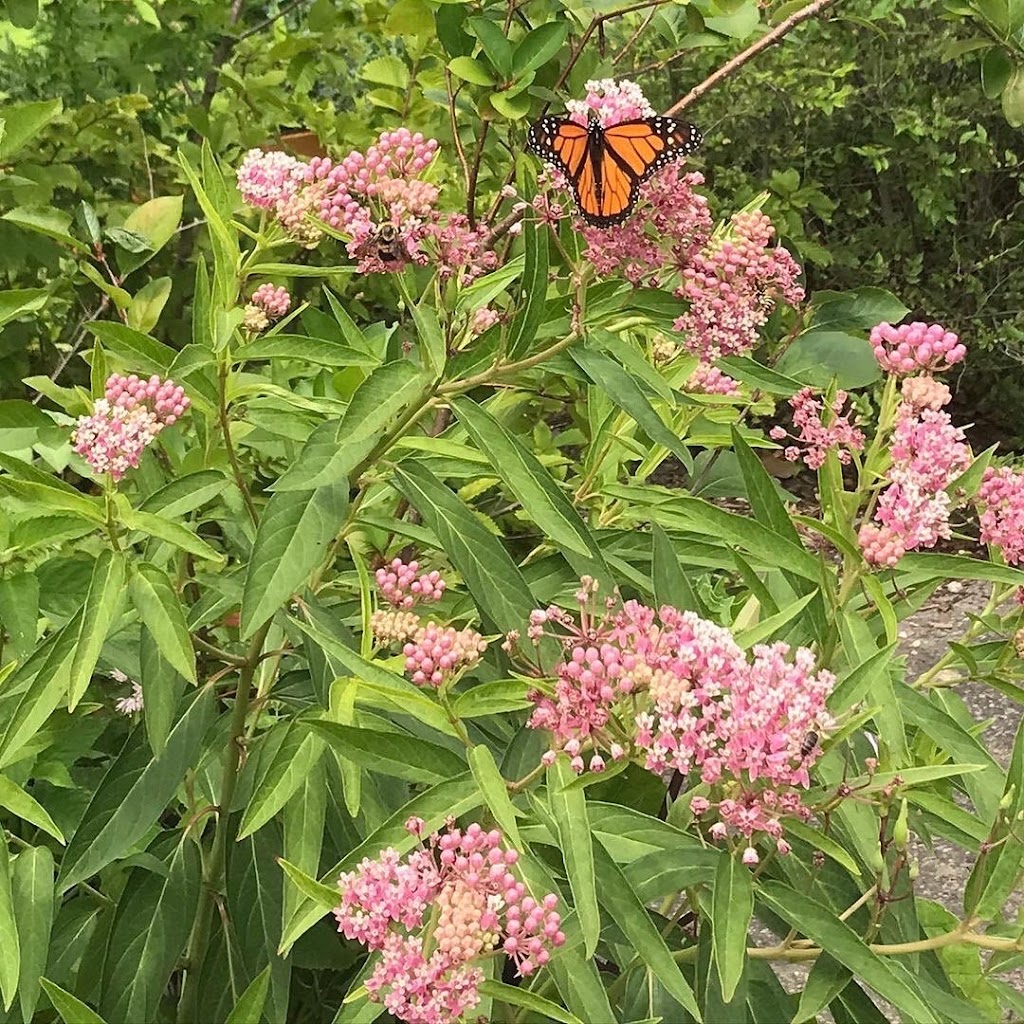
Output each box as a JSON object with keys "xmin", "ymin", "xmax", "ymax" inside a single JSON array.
[
  {"xmin": 218, "ymin": 357, "xmax": 259, "ymax": 526},
  {"xmin": 177, "ymin": 622, "xmax": 270, "ymax": 1024}
]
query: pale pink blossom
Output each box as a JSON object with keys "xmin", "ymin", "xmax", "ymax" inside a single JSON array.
[
  {"xmin": 236, "ymin": 148, "xmax": 305, "ymax": 209},
  {"xmin": 115, "ymin": 680, "xmax": 144, "ymax": 715},
  {"xmin": 687, "ymin": 362, "xmax": 741, "ymax": 396},
  {"xmin": 333, "ymin": 823, "xmax": 563, "ymax": 1023},
  {"xmin": 871, "ymin": 321, "xmax": 966, "ymax": 375},
  {"xmin": 674, "ymin": 210, "xmax": 804, "ymax": 359},
  {"xmin": 977, "ymin": 466, "xmax": 1024, "ymax": 565},
  {"xmin": 900, "ymin": 375, "xmax": 951, "ymax": 412},
  {"xmin": 243, "ymin": 283, "xmax": 291, "ymax": 331},
  {"xmin": 770, "ymin": 387, "xmax": 864, "ymax": 470},
  {"xmin": 403, "ymin": 623, "xmax": 487, "ymax": 688},
  {"xmin": 858, "ymin": 523, "xmax": 905, "ymax": 567},
  {"xmin": 565, "ymin": 78, "xmax": 655, "ymax": 126},
  {"xmin": 72, "ymin": 374, "xmax": 189, "ymax": 482}
]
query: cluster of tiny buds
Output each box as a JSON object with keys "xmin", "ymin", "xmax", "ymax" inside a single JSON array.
[
  {"xmin": 243, "ymin": 283, "xmax": 291, "ymax": 331},
  {"xmin": 111, "ymin": 668, "xmax": 144, "ymax": 715},
  {"xmin": 858, "ymin": 523, "xmax": 906, "ymax": 568},
  {"xmin": 900, "ymin": 375, "xmax": 951, "ymax": 412},
  {"xmin": 105, "ymin": 373, "xmax": 189, "ymax": 424},
  {"xmin": 871, "ymin": 321, "xmax": 966, "ymax": 375},
  {"xmin": 370, "ymin": 609, "xmax": 422, "ymax": 645},
  {"xmin": 376, "ymin": 558, "xmax": 446, "ymax": 608},
  {"xmin": 403, "ymin": 623, "xmax": 487, "ymax": 688}
]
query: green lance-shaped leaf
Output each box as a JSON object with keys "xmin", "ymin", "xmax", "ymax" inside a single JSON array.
[
  {"xmin": 451, "ymin": 396, "xmax": 613, "ymax": 586},
  {"xmin": 793, "ymin": 953, "xmax": 853, "ymax": 1023},
  {"xmin": 757, "ymin": 881, "xmax": 938, "ymax": 1023},
  {"xmin": 391, "ymin": 461, "xmax": 538, "ymax": 637},
  {"xmin": 0, "ymin": 839, "xmax": 19, "ymax": 1011},
  {"xmin": 240, "ymin": 482, "xmax": 348, "ymax": 637},
  {"xmin": 697, "ymin": 915, "xmax": 747, "ymax": 1024},
  {"xmin": 281, "ymin": 757, "xmax": 327, "ymax": 933},
  {"xmin": 98, "ymin": 838, "xmax": 200, "ymax": 1023},
  {"xmin": 591, "ymin": 838, "xmax": 702, "ymax": 1020},
  {"xmin": 38, "ymin": 979, "xmax": 107, "ymax": 1024},
  {"xmin": 0, "ymin": 773, "xmax": 64, "ymax": 843},
  {"xmin": 226, "ymin": 966, "xmax": 271, "ymax": 1024},
  {"xmin": 58, "ymin": 687, "xmax": 213, "ymax": 891},
  {"xmin": 570, "ymin": 345, "xmax": 693, "ymax": 470},
  {"xmin": 67, "ymin": 551, "xmax": 127, "ymax": 710},
  {"xmin": 238, "ymin": 723, "xmax": 324, "ymax": 840},
  {"xmin": 0, "ymin": 288, "xmax": 49, "ymax": 330},
  {"xmin": 477, "ymin": 981, "xmax": 583, "ymax": 1024},
  {"xmin": 469, "ymin": 744, "xmax": 523, "ymax": 848},
  {"xmin": 12, "ymin": 844, "xmax": 54, "ymax": 1022},
  {"xmin": 966, "ymin": 713, "xmax": 1024, "ymax": 919},
  {"xmin": 731, "ymin": 426, "xmax": 802, "ymax": 545},
  {"xmin": 711, "ymin": 848, "xmax": 754, "ymax": 1002},
  {"xmin": 651, "ymin": 523, "xmax": 706, "ymax": 616},
  {"xmin": 128, "ymin": 563, "xmax": 196, "ymax": 682},
  {"xmin": 306, "ymin": 720, "xmax": 466, "ymax": 785},
  {"xmin": 0, "ymin": 570, "xmax": 39, "ymax": 660},
  {"xmin": 85, "ymin": 321, "xmax": 176, "ymax": 375},
  {"xmin": 122, "ymin": 507, "xmax": 224, "ymax": 563},
  {"xmin": 511, "ymin": 20, "xmax": 569, "ymax": 75},
  {"xmin": 139, "ymin": 627, "xmax": 187, "ymax": 758},
  {"xmin": 0, "ymin": 611, "xmax": 82, "ymax": 769},
  {"xmin": 506, "ymin": 212, "xmax": 550, "ymax": 359},
  {"xmin": 547, "ymin": 760, "xmax": 600, "ymax": 959},
  {"xmin": 273, "ymin": 360, "xmax": 426, "ymax": 491}
]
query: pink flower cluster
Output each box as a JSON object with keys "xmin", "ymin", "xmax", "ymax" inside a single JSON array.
[
  {"xmin": 871, "ymin": 321, "xmax": 966, "ymax": 375},
  {"xmin": 333, "ymin": 820, "xmax": 564, "ymax": 1024},
  {"xmin": 565, "ymin": 77, "xmax": 654, "ymax": 126},
  {"xmin": 243, "ymin": 283, "xmax": 291, "ymax": 332},
  {"xmin": 376, "ymin": 558, "xmax": 446, "ymax": 608},
  {"xmin": 860, "ymin": 401, "xmax": 971, "ymax": 564},
  {"xmin": 72, "ymin": 373, "xmax": 189, "ymax": 482},
  {"xmin": 403, "ymin": 623, "xmax": 487, "ymax": 688},
  {"xmin": 977, "ymin": 466, "xmax": 1024, "ymax": 565},
  {"xmin": 674, "ymin": 210, "xmax": 805, "ymax": 359},
  {"xmin": 237, "ymin": 132, "xmax": 497, "ymax": 283},
  {"xmin": 522, "ymin": 583, "xmax": 834, "ymax": 849},
  {"xmin": 770, "ymin": 387, "xmax": 864, "ymax": 470},
  {"xmin": 687, "ymin": 362, "xmax": 741, "ymax": 396}
]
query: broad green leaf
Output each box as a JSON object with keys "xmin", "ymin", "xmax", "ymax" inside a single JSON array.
[
  {"xmin": 306, "ymin": 720, "xmax": 467, "ymax": 784},
  {"xmin": 506, "ymin": 213, "xmax": 550, "ymax": 359},
  {"xmin": 240, "ymin": 483, "xmax": 348, "ymax": 637},
  {"xmin": 85, "ymin": 321, "xmax": 175, "ymax": 375},
  {"xmin": 126, "ymin": 276, "xmax": 172, "ymax": 332},
  {"xmin": 757, "ymin": 881, "xmax": 937, "ymax": 1022},
  {"xmin": 226, "ymin": 966, "xmax": 271, "ymax": 1024},
  {"xmin": 469, "ymin": 745, "xmax": 522, "ymax": 848},
  {"xmin": 810, "ymin": 287, "xmax": 909, "ymax": 330},
  {"xmin": 139, "ymin": 627, "xmax": 186, "ymax": 757},
  {"xmin": 67, "ymin": 551, "xmax": 127, "ymax": 709},
  {"xmin": 177, "ymin": 149, "xmax": 236, "ymax": 310},
  {"xmin": 793, "ymin": 953, "xmax": 851, "ymax": 1023},
  {"xmin": 119, "ymin": 196, "xmax": 183, "ymax": 274},
  {"xmin": 235, "ymin": 334, "xmax": 379, "ymax": 367},
  {"xmin": 711, "ymin": 849, "xmax": 753, "ymax": 1002},
  {"xmin": 405, "ymin": 286, "xmax": 445, "ymax": 378},
  {"xmin": 774, "ymin": 329, "xmax": 882, "ymax": 389},
  {"xmin": 697, "ymin": 920, "xmax": 747, "ymax": 1024},
  {"xmin": 571, "ymin": 345, "xmax": 693, "ymax": 468},
  {"xmin": 623, "ymin": 848, "xmax": 721, "ymax": 902},
  {"xmin": 238, "ymin": 724, "xmax": 323, "ymax": 839},
  {"xmin": 592, "ymin": 839, "xmax": 702, "ymax": 1020},
  {"xmin": 0, "ymin": 571, "xmax": 39, "ymax": 659},
  {"xmin": 99, "ymin": 839, "xmax": 200, "ymax": 1024},
  {"xmin": 274, "ymin": 361, "xmax": 426, "ymax": 491},
  {"xmin": 0, "ymin": 288, "xmax": 48, "ymax": 331},
  {"xmin": 453, "ymin": 679, "xmax": 532, "ymax": 718},
  {"xmin": 277, "ymin": 858, "xmax": 339, "ymax": 909},
  {"xmin": 447, "ymin": 55, "xmax": 496, "ymax": 85},
  {"xmin": 0, "ymin": 476, "xmax": 103, "ymax": 520},
  {"xmin": 512, "ymin": 21, "xmax": 569, "ymax": 75},
  {"xmin": 58, "ymin": 687, "xmax": 213, "ymax": 891},
  {"xmin": 0, "ymin": 773, "xmax": 63, "ymax": 842},
  {"xmin": 783, "ymin": 820, "xmax": 861, "ymax": 877},
  {"xmin": 38, "ymin": 979, "xmax": 107, "ymax": 1024},
  {"xmin": 392, "ymin": 461, "xmax": 538, "ymax": 637},
  {"xmin": 281, "ymin": 774, "xmax": 482, "ymax": 951},
  {"xmin": 467, "ymin": 15, "xmax": 512, "ymax": 76},
  {"xmin": 0, "ymin": 398, "xmax": 54, "ymax": 451},
  {"xmin": 0, "ymin": 840, "xmax": 18, "ymax": 1011},
  {"xmin": 547, "ymin": 760, "xmax": 599, "ymax": 958},
  {"xmin": 138, "ymin": 470, "xmax": 228, "ymax": 518},
  {"xmin": 451, "ymin": 396, "xmax": 611, "ymax": 575},
  {"xmin": 651, "ymin": 523, "xmax": 706, "ymax": 615},
  {"xmin": 2, "ymin": 206, "xmax": 85, "ymax": 248},
  {"xmin": 128, "ymin": 564, "xmax": 196, "ymax": 682},
  {"xmin": 897, "ymin": 553, "xmax": 1024, "ymax": 588},
  {"xmin": 0, "ymin": 98, "xmax": 61, "ymax": 159},
  {"xmin": 477, "ymin": 980, "xmax": 582, "ymax": 1024}
]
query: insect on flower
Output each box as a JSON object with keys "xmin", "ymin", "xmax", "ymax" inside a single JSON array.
[
  {"xmin": 801, "ymin": 731, "xmax": 819, "ymax": 759},
  {"xmin": 527, "ymin": 109, "xmax": 702, "ymax": 226},
  {"xmin": 353, "ymin": 221, "xmax": 410, "ymax": 267}
]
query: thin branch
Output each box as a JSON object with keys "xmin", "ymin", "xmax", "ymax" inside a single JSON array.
[
  {"xmin": 613, "ymin": 3, "xmax": 662, "ymax": 65},
  {"xmin": 34, "ymin": 297, "xmax": 108, "ymax": 402},
  {"xmin": 234, "ymin": 0, "xmax": 311, "ymax": 42},
  {"xmin": 446, "ymin": 70, "xmax": 472, "ymax": 202},
  {"xmin": 466, "ymin": 121, "xmax": 491, "ymax": 229},
  {"xmin": 665, "ymin": 0, "xmax": 839, "ymax": 116}
]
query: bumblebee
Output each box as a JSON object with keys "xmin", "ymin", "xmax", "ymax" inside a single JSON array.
[
  {"xmin": 800, "ymin": 731, "xmax": 819, "ymax": 759},
  {"xmin": 354, "ymin": 222, "xmax": 409, "ymax": 266}
]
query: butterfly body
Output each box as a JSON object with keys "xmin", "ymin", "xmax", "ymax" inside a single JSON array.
[{"xmin": 527, "ymin": 113, "xmax": 702, "ymax": 227}]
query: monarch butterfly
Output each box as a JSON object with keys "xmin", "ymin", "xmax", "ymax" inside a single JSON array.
[{"xmin": 526, "ymin": 113, "xmax": 702, "ymax": 227}]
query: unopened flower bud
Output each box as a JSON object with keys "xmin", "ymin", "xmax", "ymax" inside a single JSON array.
[
  {"xmin": 999, "ymin": 784, "xmax": 1016, "ymax": 810},
  {"xmin": 893, "ymin": 798, "xmax": 909, "ymax": 852}
]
